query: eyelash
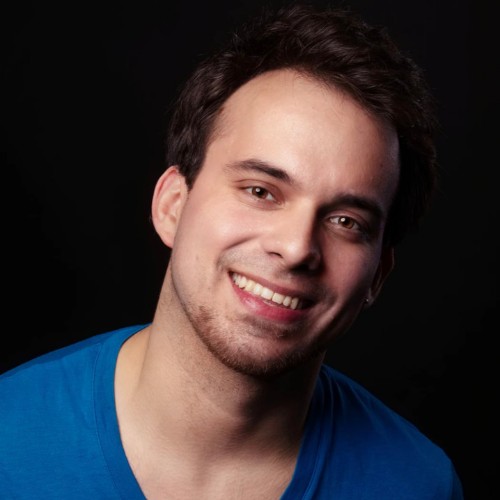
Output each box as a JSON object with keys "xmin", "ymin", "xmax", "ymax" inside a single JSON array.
[
  {"xmin": 243, "ymin": 186, "xmax": 367, "ymax": 235},
  {"xmin": 328, "ymin": 215, "xmax": 364, "ymax": 233},
  {"xmin": 244, "ymin": 186, "xmax": 276, "ymax": 202}
]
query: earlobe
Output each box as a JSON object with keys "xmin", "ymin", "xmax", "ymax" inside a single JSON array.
[
  {"xmin": 365, "ymin": 247, "xmax": 395, "ymax": 307},
  {"xmin": 151, "ymin": 166, "xmax": 188, "ymax": 248}
]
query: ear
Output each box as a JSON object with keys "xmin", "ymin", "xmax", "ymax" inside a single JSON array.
[
  {"xmin": 365, "ymin": 246, "xmax": 395, "ymax": 307},
  {"xmin": 151, "ymin": 166, "xmax": 188, "ymax": 248}
]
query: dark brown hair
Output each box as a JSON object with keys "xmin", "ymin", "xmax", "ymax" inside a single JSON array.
[{"xmin": 166, "ymin": 3, "xmax": 438, "ymax": 245}]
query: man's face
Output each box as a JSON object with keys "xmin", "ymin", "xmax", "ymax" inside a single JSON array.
[{"xmin": 160, "ymin": 69, "xmax": 399, "ymax": 377}]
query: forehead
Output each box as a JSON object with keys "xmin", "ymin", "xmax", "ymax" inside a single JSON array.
[{"xmin": 204, "ymin": 69, "xmax": 399, "ymax": 212}]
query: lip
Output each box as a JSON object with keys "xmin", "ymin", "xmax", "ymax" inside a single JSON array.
[
  {"xmin": 229, "ymin": 272, "xmax": 313, "ymax": 323},
  {"xmin": 231, "ymin": 271, "xmax": 312, "ymax": 300}
]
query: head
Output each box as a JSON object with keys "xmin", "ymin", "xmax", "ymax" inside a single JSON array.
[
  {"xmin": 152, "ymin": 3, "xmax": 437, "ymax": 378},
  {"xmin": 166, "ymin": 3, "xmax": 438, "ymax": 247}
]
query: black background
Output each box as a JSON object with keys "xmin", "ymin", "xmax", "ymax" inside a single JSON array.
[{"xmin": 2, "ymin": 0, "xmax": 498, "ymax": 498}]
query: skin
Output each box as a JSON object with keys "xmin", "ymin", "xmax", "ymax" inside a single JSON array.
[{"xmin": 115, "ymin": 69, "xmax": 400, "ymax": 499}]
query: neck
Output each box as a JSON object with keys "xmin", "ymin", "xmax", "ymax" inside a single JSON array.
[
  {"xmin": 114, "ymin": 273, "xmax": 324, "ymax": 484},
  {"xmin": 118, "ymin": 323, "xmax": 321, "ymax": 457}
]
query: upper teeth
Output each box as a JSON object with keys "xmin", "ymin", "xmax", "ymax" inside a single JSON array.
[{"xmin": 231, "ymin": 273, "xmax": 301, "ymax": 310}]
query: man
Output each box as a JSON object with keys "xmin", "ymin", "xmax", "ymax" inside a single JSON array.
[{"xmin": 0, "ymin": 3, "xmax": 463, "ymax": 499}]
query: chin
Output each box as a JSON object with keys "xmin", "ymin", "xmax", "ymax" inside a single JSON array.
[
  {"xmin": 217, "ymin": 348, "xmax": 325, "ymax": 379},
  {"xmin": 198, "ymin": 322, "xmax": 327, "ymax": 379},
  {"xmin": 183, "ymin": 301, "xmax": 333, "ymax": 379}
]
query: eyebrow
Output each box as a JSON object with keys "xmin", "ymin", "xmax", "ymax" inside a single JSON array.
[
  {"xmin": 224, "ymin": 158, "xmax": 296, "ymax": 186},
  {"xmin": 330, "ymin": 193, "xmax": 386, "ymax": 221},
  {"xmin": 225, "ymin": 158, "xmax": 386, "ymax": 220}
]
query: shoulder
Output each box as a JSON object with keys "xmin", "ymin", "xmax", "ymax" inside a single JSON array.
[
  {"xmin": 308, "ymin": 365, "xmax": 464, "ymax": 498},
  {"xmin": 317, "ymin": 364, "xmax": 445, "ymax": 456},
  {"xmin": 1, "ymin": 325, "xmax": 136, "ymax": 388},
  {"xmin": 0, "ymin": 324, "xmax": 147, "ymax": 497},
  {"xmin": 0, "ymin": 325, "xmax": 145, "ymax": 437}
]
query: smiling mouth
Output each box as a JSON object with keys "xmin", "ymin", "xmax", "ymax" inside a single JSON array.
[{"xmin": 231, "ymin": 273, "xmax": 303, "ymax": 310}]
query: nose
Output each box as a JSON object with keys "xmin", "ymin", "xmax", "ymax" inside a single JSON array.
[{"xmin": 261, "ymin": 208, "xmax": 321, "ymax": 272}]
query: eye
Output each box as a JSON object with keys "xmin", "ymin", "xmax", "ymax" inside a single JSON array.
[
  {"xmin": 329, "ymin": 215, "xmax": 361, "ymax": 231},
  {"xmin": 245, "ymin": 186, "xmax": 275, "ymax": 201}
]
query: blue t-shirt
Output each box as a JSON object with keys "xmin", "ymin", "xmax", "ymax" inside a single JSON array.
[{"xmin": 0, "ymin": 325, "xmax": 463, "ymax": 499}]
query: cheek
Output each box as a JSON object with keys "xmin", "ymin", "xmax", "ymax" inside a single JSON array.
[
  {"xmin": 325, "ymin": 245, "xmax": 381, "ymax": 297},
  {"xmin": 173, "ymin": 195, "xmax": 258, "ymax": 260}
]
